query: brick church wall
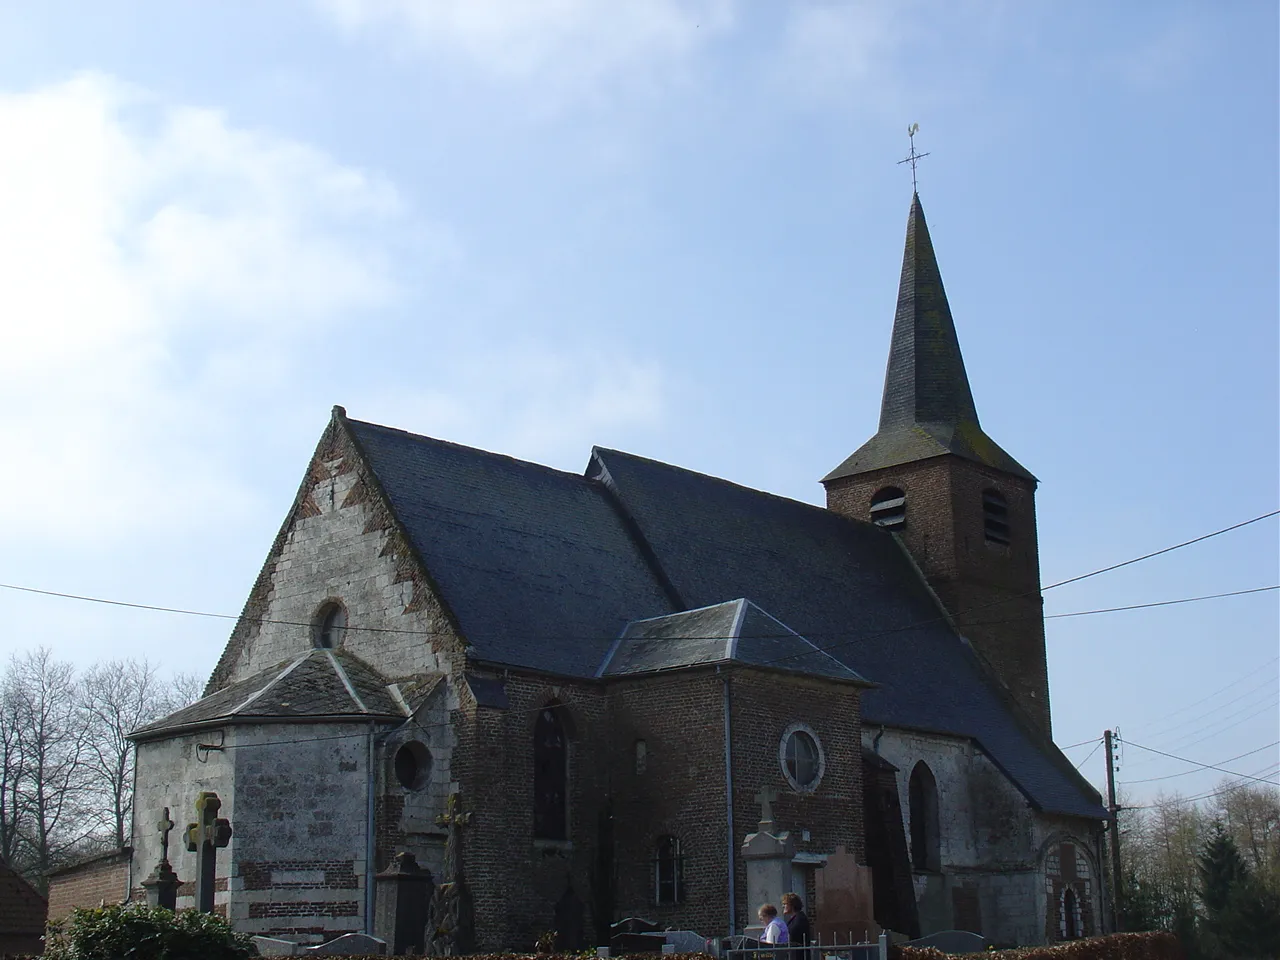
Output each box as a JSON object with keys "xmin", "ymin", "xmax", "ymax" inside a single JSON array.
[
  {"xmin": 826, "ymin": 458, "xmax": 1051, "ymax": 735},
  {"xmin": 728, "ymin": 670, "xmax": 864, "ymax": 929}
]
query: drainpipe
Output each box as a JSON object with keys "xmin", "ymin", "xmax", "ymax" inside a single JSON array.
[
  {"xmin": 365, "ymin": 722, "xmax": 377, "ymax": 935},
  {"xmin": 721, "ymin": 668, "xmax": 736, "ymax": 936}
]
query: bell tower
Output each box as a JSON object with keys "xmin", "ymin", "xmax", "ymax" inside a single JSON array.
[{"xmin": 823, "ymin": 193, "xmax": 1051, "ymax": 735}]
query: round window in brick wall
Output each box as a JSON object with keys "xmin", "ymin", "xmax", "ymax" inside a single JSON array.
[
  {"xmin": 779, "ymin": 722, "xmax": 825, "ymax": 792},
  {"xmin": 394, "ymin": 741, "xmax": 432, "ymax": 791}
]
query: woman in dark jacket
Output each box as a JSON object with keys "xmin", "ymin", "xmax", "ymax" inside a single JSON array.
[{"xmin": 782, "ymin": 892, "xmax": 811, "ymax": 955}]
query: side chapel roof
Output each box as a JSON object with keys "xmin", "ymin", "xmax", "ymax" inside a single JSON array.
[
  {"xmin": 824, "ymin": 194, "xmax": 1034, "ymax": 483},
  {"xmin": 338, "ymin": 414, "xmax": 1103, "ymax": 819},
  {"xmin": 132, "ymin": 648, "xmax": 404, "ymax": 739}
]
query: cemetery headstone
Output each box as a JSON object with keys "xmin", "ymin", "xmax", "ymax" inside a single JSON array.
[
  {"xmin": 814, "ymin": 845, "xmax": 876, "ymax": 943},
  {"xmin": 142, "ymin": 807, "xmax": 181, "ymax": 910},
  {"xmin": 184, "ymin": 791, "xmax": 232, "ymax": 913},
  {"xmin": 306, "ymin": 932, "xmax": 387, "ymax": 955},
  {"xmin": 375, "ymin": 851, "xmax": 433, "ymax": 955}
]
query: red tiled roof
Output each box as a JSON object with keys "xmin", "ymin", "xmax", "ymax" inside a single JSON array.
[{"xmin": 0, "ymin": 860, "xmax": 47, "ymax": 935}]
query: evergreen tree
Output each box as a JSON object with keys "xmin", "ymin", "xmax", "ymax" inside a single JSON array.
[{"xmin": 1198, "ymin": 821, "xmax": 1249, "ymax": 922}]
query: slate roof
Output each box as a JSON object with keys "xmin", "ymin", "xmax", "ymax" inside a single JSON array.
[
  {"xmin": 346, "ymin": 419, "xmax": 677, "ymax": 677},
  {"xmin": 590, "ymin": 447, "xmax": 1102, "ymax": 819},
  {"xmin": 133, "ymin": 649, "xmax": 404, "ymax": 738},
  {"xmin": 602, "ymin": 599, "xmax": 867, "ymax": 684},
  {"xmin": 0, "ymin": 859, "xmax": 46, "ymax": 937},
  {"xmin": 824, "ymin": 194, "xmax": 1034, "ymax": 482},
  {"xmin": 338, "ymin": 406, "xmax": 1102, "ymax": 818}
]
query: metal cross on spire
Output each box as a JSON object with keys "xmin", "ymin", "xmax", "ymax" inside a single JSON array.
[{"xmin": 897, "ymin": 122, "xmax": 930, "ymax": 193}]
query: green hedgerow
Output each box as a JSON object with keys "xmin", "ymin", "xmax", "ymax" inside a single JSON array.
[{"xmin": 44, "ymin": 902, "xmax": 254, "ymax": 960}]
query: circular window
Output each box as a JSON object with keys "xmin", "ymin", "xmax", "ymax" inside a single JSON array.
[
  {"xmin": 314, "ymin": 602, "xmax": 347, "ymax": 649},
  {"xmin": 393, "ymin": 741, "xmax": 432, "ymax": 791},
  {"xmin": 779, "ymin": 723, "xmax": 825, "ymax": 792}
]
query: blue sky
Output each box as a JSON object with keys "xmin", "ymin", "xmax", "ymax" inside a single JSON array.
[{"xmin": 0, "ymin": 1, "xmax": 1275, "ymax": 809}]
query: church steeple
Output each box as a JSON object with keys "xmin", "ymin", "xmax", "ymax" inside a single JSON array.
[
  {"xmin": 822, "ymin": 191, "xmax": 1052, "ymax": 736},
  {"xmin": 823, "ymin": 193, "xmax": 1033, "ymax": 483}
]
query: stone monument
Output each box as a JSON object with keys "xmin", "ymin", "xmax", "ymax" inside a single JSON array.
[
  {"xmin": 184, "ymin": 791, "xmax": 232, "ymax": 913},
  {"xmin": 376, "ymin": 852, "xmax": 434, "ymax": 955},
  {"xmin": 427, "ymin": 792, "xmax": 475, "ymax": 956},
  {"xmin": 141, "ymin": 807, "xmax": 181, "ymax": 910},
  {"xmin": 740, "ymin": 786, "xmax": 794, "ymax": 937}
]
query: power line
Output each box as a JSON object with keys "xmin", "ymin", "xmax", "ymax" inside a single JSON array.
[
  {"xmin": 1126, "ymin": 763, "xmax": 1280, "ymax": 810},
  {"xmin": 1059, "ymin": 736, "xmax": 1103, "ymax": 751},
  {"xmin": 1139, "ymin": 671, "xmax": 1280, "ymax": 742},
  {"xmin": 1133, "ymin": 655, "xmax": 1280, "ymax": 730},
  {"xmin": 1120, "ymin": 741, "xmax": 1280, "ymax": 785},
  {"xmin": 1122, "ymin": 739, "xmax": 1280, "ymax": 787},
  {"xmin": 1074, "ymin": 740, "xmax": 1104, "ymax": 770},
  {"xmin": 1155, "ymin": 698, "xmax": 1280, "ymax": 756},
  {"xmin": 1041, "ymin": 510, "xmax": 1279, "ymax": 591}
]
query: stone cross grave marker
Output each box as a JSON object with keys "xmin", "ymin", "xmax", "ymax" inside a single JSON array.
[
  {"xmin": 185, "ymin": 791, "xmax": 232, "ymax": 913},
  {"xmin": 754, "ymin": 786, "xmax": 779, "ymax": 828},
  {"xmin": 158, "ymin": 808, "xmax": 175, "ymax": 862}
]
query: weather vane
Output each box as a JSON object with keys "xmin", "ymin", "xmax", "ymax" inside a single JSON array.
[{"xmin": 897, "ymin": 123, "xmax": 930, "ymax": 193}]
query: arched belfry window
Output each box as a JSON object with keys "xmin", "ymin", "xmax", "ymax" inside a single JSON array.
[
  {"xmin": 314, "ymin": 602, "xmax": 347, "ymax": 648},
  {"xmin": 534, "ymin": 703, "xmax": 570, "ymax": 840},
  {"xmin": 983, "ymin": 489, "xmax": 1010, "ymax": 545},
  {"xmin": 653, "ymin": 835, "xmax": 684, "ymax": 905},
  {"xmin": 908, "ymin": 761, "xmax": 940, "ymax": 872},
  {"xmin": 870, "ymin": 487, "xmax": 906, "ymax": 531}
]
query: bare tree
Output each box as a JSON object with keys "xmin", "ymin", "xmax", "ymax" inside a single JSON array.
[
  {"xmin": 3, "ymin": 649, "xmax": 92, "ymax": 882},
  {"xmin": 79, "ymin": 658, "xmax": 196, "ymax": 849},
  {"xmin": 0, "ymin": 678, "xmax": 29, "ymax": 866}
]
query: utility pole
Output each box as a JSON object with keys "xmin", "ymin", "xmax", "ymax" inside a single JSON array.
[{"xmin": 1105, "ymin": 729, "xmax": 1123, "ymax": 931}]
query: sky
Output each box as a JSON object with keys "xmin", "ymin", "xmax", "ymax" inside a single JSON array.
[{"xmin": 0, "ymin": 1, "xmax": 1275, "ymax": 812}]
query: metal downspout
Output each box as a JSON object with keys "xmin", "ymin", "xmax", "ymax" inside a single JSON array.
[
  {"xmin": 721, "ymin": 668, "xmax": 736, "ymax": 935},
  {"xmin": 365, "ymin": 722, "xmax": 377, "ymax": 934}
]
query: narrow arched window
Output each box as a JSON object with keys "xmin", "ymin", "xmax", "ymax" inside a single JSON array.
[
  {"xmin": 314, "ymin": 602, "xmax": 347, "ymax": 648},
  {"xmin": 983, "ymin": 489, "xmax": 1010, "ymax": 545},
  {"xmin": 871, "ymin": 487, "xmax": 906, "ymax": 531},
  {"xmin": 653, "ymin": 835, "xmax": 683, "ymax": 905},
  {"xmin": 534, "ymin": 704, "xmax": 569, "ymax": 840},
  {"xmin": 1061, "ymin": 887, "xmax": 1080, "ymax": 940},
  {"xmin": 908, "ymin": 761, "xmax": 940, "ymax": 872}
]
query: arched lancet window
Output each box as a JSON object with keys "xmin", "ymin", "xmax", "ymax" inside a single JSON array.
[
  {"xmin": 983, "ymin": 489, "xmax": 1010, "ymax": 545},
  {"xmin": 870, "ymin": 487, "xmax": 906, "ymax": 531},
  {"xmin": 653, "ymin": 835, "xmax": 684, "ymax": 905},
  {"xmin": 1061, "ymin": 887, "xmax": 1080, "ymax": 940},
  {"xmin": 534, "ymin": 703, "xmax": 569, "ymax": 840},
  {"xmin": 908, "ymin": 761, "xmax": 940, "ymax": 872},
  {"xmin": 314, "ymin": 602, "xmax": 347, "ymax": 648}
]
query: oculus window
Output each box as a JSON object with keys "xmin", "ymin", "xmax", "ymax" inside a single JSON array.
[{"xmin": 779, "ymin": 722, "xmax": 825, "ymax": 792}]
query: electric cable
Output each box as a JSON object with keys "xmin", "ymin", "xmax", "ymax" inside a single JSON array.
[
  {"xmin": 1120, "ymin": 741, "xmax": 1280, "ymax": 785},
  {"xmin": 1121, "ymin": 739, "xmax": 1280, "ymax": 786}
]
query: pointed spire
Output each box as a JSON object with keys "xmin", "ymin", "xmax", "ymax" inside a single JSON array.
[
  {"xmin": 824, "ymin": 194, "xmax": 1034, "ymax": 483},
  {"xmin": 879, "ymin": 193, "xmax": 979, "ymax": 431}
]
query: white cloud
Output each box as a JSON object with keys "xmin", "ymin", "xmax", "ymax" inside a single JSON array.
[
  {"xmin": 315, "ymin": 0, "xmax": 735, "ymax": 106},
  {"xmin": 0, "ymin": 74, "xmax": 404, "ymax": 542}
]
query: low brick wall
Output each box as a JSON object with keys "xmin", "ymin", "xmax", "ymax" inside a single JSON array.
[{"xmin": 45, "ymin": 849, "xmax": 131, "ymax": 922}]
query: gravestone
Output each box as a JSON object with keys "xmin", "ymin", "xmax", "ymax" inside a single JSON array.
[
  {"xmin": 307, "ymin": 932, "xmax": 387, "ymax": 955},
  {"xmin": 251, "ymin": 935, "xmax": 302, "ymax": 956},
  {"xmin": 184, "ymin": 791, "xmax": 232, "ymax": 913},
  {"xmin": 814, "ymin": 845, "xmax": 876, "ymax": 943},
  {"xmin": 427, "ymin": 792, "xmax": 475, "ymax": 956},
  {"xmin": 375, "ymin": 851, "xmax": 433, "ymax": 955},
  {"xmin": 741, "ymin": 786, "xmax": 794, "ymax": 937},
  {"xmin": 141, "ymin": 807, "xmax": 181, "ymax": 910}
]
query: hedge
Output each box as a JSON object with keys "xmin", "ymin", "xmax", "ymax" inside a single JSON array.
[{"xmin": 892, "ymin": 931, "xmax": 1183, "ymax": 960}]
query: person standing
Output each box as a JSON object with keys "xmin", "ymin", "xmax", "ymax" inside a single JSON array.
[
  {"xmin": 758, "ymin": 904, "xmax": 789, "ymax": 948},
  {"xmin": 782, "ymin": 892, "xmax": 811, "ymax": 956}
]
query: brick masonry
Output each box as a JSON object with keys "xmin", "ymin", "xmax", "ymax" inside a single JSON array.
[
  {"xmin": 46, "ymin": 849, "xmax": 129, "ymax": 921},
  {"xmin": 825, "ymin": 455, "xmax": 1052, "ymax": 736}
]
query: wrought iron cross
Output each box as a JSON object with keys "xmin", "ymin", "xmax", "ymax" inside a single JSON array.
[
  {"xmin": 157, "ymin": 807, "xmax": 175, "ymax": 863},
  {"xmin": 897, "ymin": 123, "xmax": 930, "ymax": 193}
]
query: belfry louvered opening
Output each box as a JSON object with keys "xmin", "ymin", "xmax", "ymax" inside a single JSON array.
[
  {"xmin": 870, "ymin": 487, "xmax": 906, "ymax": 531},
  {"xmin": 983, "ymin": 489, "xmax": 1010, "ymax": 545}
]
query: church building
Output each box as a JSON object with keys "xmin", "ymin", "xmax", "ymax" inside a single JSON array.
[{"xmin": 126, "ymin": 193, "xmax": 1108, "ymax": 950}]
